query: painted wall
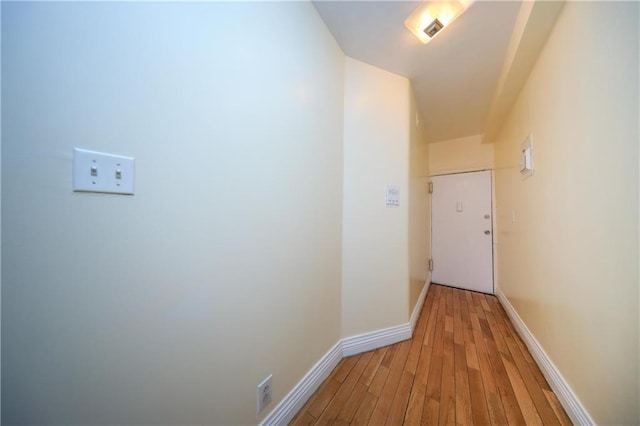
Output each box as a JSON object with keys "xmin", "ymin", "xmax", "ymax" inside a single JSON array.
[
  {"xmin": 429, "ymin": 134, "xmax": 494, "ymax": 176},
  {"xmin": 342, "ymin": 57, "xmax": 410, "ymax": 337},
  {"xmin": 409, "ymin": 94, "xmax": 430, "ymax": 315},
  {"xmin": 494, "ymin": 2, "xmax": 639, "ymax": 424},
  {"xmin": 1, "ymin": 2, "xmax": 344, "ymax": 424}
]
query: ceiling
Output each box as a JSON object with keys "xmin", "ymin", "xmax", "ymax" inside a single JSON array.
[{"xmin": 313, "ymin": 1, "xmax": 533, "ymax": 143}]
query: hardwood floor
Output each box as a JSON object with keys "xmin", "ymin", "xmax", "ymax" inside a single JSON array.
[{"xmin": 290, "ymin": 284, "xmax": 572, "ymax": 425}]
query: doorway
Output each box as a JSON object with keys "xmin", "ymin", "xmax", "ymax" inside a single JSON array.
[{"xmin": 431, "ymin": 170, "xmax": 494, "ymax": 294}]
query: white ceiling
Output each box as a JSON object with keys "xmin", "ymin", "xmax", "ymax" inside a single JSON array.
[{"xmin": 313, "ymin": 1, "xmax": 523, "ymax": 143}]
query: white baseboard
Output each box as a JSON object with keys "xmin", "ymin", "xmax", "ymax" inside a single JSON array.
[
  {"xmin": 343, "ymin": 280, "xmax": 430, "ymax": 357},
  {"xmin": 260, "ymin": 341, "xmax": 342, "ymax": 426},
  {"xmin": 409, "ymin": 280, "xmax": 430, "ymax": 331},
  {"xmin": 495, "ymin": 288, "xmax": 595, "ymax": 425},
  {"xmin": 262, "ymin": 281, "xmax": 432, "ymax": 425},
  {"xmin": 341, "ymin": 323, "xmax": 412, "ymax": 357}
]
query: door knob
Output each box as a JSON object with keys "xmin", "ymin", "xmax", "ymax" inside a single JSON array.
[{"xmin": 484, "ymin": 230, "xmax": 491, "ymax": 235}]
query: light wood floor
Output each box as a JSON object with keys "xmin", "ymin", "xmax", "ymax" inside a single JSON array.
[{"xmin": 290, "ymin": 284, "xmax": 572, "ymax": 425}]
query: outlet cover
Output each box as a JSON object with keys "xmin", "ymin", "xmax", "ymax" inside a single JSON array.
[{"xmin": 257, "ymin": 374, "xmax": 273, "ymax": 414}]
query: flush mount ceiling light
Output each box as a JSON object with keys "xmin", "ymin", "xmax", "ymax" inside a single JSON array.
[
  {"xmin": 423, "ymin": 18, "xmax": 444, "ymax": 38},
  {"xmin": 404, "ymin": 0, "xmax": 474, "ymax": 44}
]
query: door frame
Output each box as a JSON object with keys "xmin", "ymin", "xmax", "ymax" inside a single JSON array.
[{"xmin": 429, "ymin": 169, "xmax": 497, "ymax": 294}]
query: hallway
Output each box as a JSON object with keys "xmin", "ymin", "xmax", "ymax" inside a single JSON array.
[{"xmin": 291, "ymin": 284, "xmax": 572, "ymax": 425}]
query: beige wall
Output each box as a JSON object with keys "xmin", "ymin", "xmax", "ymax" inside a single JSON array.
[
  {"xmin": 342, "ymin": 57, "xmax": 411, "ymax": 337},
  {"xmin": 409, "ymin": 93, "xmax": 430, "ymax": 315},
  {"xmin": 2, "ymin": 3, "xmax": 344, "ymax": 424},
  {"xmin": 429, "ymin": 134, "xmax": 494, "ymax": 176},
  {"xmin": 494, "ymin": 2, "xmax": 639, "ymax": 424}
]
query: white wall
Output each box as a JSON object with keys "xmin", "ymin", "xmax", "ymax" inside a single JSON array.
[
  {"xmin": 429, "ymin": 134, "xmax": 494, "ymax": 176},
  {"xmin": 1, "ymin": 2, "xmax": 344, "ymax": 424},
  {"xmin": 342, "ymin": 57, "xmax": 411, "ymax": 337},
  {"xmin": 494, "ymin": 2, "xmax": 639, "ymax": 424}
]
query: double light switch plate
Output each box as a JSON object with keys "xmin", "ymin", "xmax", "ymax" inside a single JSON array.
[{"xmin": 73, "ymin": 148, "xmax": 135, "ymax": 195}]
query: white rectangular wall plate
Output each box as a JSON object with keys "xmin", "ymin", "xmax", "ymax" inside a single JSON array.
[
  {"xmin": 257, "ymin": 374, "xmax": 273, "ymax": 414},
  {"xmin": 520, "ymin": 134, "xmax": 534, "ymax": 180},
  {"xmin": 73, "ymin": 148, "xmax": 135, "ymax": 195},
  {"xmin": 385, "ymin": 185, "xmax": 400, "ymax": 207}
]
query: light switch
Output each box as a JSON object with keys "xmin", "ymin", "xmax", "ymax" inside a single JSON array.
[
  {"xmin": 73, "ymin": 148, "xmax": 135, "ymax": 195},
  {"xmin": 520, "ymin": 134, "xmax": 534, "ymax": 179},
  {"xmin": 386, "ymin": 185, "xmax": 400, "ymax": 207}
]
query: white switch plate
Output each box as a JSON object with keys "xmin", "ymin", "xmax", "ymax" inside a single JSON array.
[
  {"xmin": 520, "ymin": 134, "xmax": 534, "ymax": 180},
  {"xmin": 73, "ymin": 148, "xmax": 135, "ymax": 195},
  {"xmin": 386, "ymin": 185, "xmax": 400, "ymax": 207}
]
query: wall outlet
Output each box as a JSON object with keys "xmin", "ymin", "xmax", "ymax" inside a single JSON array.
[{"xmin": 257, "ymin": 374, "xmax": 273, "ymax": 414}]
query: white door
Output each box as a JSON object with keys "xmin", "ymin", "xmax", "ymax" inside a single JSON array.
[{"xmin": 431, "ymin": 170, "xmax": 493, "ymax": 294}]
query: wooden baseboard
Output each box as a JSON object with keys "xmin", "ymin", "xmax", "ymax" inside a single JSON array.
[{"xmin": 495, "ymin": 287, "xmax": 595, "ymax": 425}]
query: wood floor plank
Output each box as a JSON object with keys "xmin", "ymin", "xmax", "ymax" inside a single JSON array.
[
  {"xmin": 465, "ymin": 342, "xmax": 479, "ymax": 371},
  {"xmin": 446, "ymin": 287, "xmax": 455, "ymax": 317},
  {"xmin": 470, "ymin": 311, "xmax": 482, "ymax": 332},
  {"xmin": 333, "ymin": 356, "xmax": 358, "ymax": 383},
  {"xmin": 290, "ymin": 285, "xmax": 571, "ymax": 426},
  {"xmin": 314, "ymin": 366, "xmax": 361, "ymax": 424},
  {"xmin": 416, "ymin": 288, "xmax": 440, "ymax": 385},
  {"xmin": 415, "ymin": 341, "xmax": 433, "ymax": 387},
  {"xmin": 439, "ymin": 330, "xmax": 455, "ymax": 426},
  {"xmin": 484, "ymin": 308, "xmax": 510, "ymax": 355},
  {"xmin": 406, "ymin": 304, "xmax": 429, "ymax": 374},
  {"xmin": 381, "ymin": 343, "xmax": 398, "ymax": 369},
  {"xmin": 467, "ymin": 366, "xmax": 492, "ymax": 426},
  {"xmin": 422, "ymin": 398, "xmax": 440, "ymax": 425},
  {"xmin": 444, "ymin": 315, "xmax": 454, "ymax": 333},
  {"xmin": 423, "ymin": 286, "xmax": 441, "ymax": 342},
  {"xmin": 424, "ymin": 353, "xmax": 443, "ymax": 414},
  {"xmin": 480, "ymin": 295, "xmax": 491, "ymax": 312},
  {"xmin": 387, "ymin": 370, "xmax": 415, "ymax": 424},
  {"xmin": 351, "ymin": 391, "xmax": 377, "ymax": 425},
  {"xmin": 337, "ymin": 382, "xmax": 368, "ymax": 423},
  {"xmin": 543, "ymin": 388, "xmax": 573, "ymax": 426},
  {"xmin": 502, "ymin": 353, "xmax": 544, "ymax": 425},
  {"xmin": 352, "ymin": 350, "xmax": 375, "ymax": 377},
  {"xmin": 368, "ymin": 365, "xmax": 390, "ymax": 397},
  {"xmin": 482, "ymin": 329, "xmax": 527, "ymax": 425},
  {"xmin": 359, "ymin": 346, "xmax": 387, "ymax": 387},
  {"xmin": 405, "ymin": 338, "xmax": 423, "ymax": 375},
  {"xmin": 499, "ymin": 325, "xmax": 560, "ymax": 426},
  {"xmin": 471, "ymin": 292, "xmax": 487, "ymax": 320},
  {"xmin": 404, "ymin": 382, "xmax": 426, "ymax": 425},
  {"xmin": 474, "ymin": 339, "xmax": 509, "ymax": 425},
  {"xmin": 453, "ymin": 342, "xmax": 473, "ymax": 426},
  {"xmin": 458, "ymin": 291, "xmax": 477, "ymax": 361},
  {"xmin": 290, "ymin": 411, "xmax": 316, "ymax": 426},
  {"xmin": 368, "ymin": 340, "xmax": 411, "ymax": 424},
  {"xmin": 452, "ymin": 288, "xmax": 464, "ymax": 346},
  {"xmin": 307, "ymin": 378, "xmax": 341, "ymax": 419}
]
